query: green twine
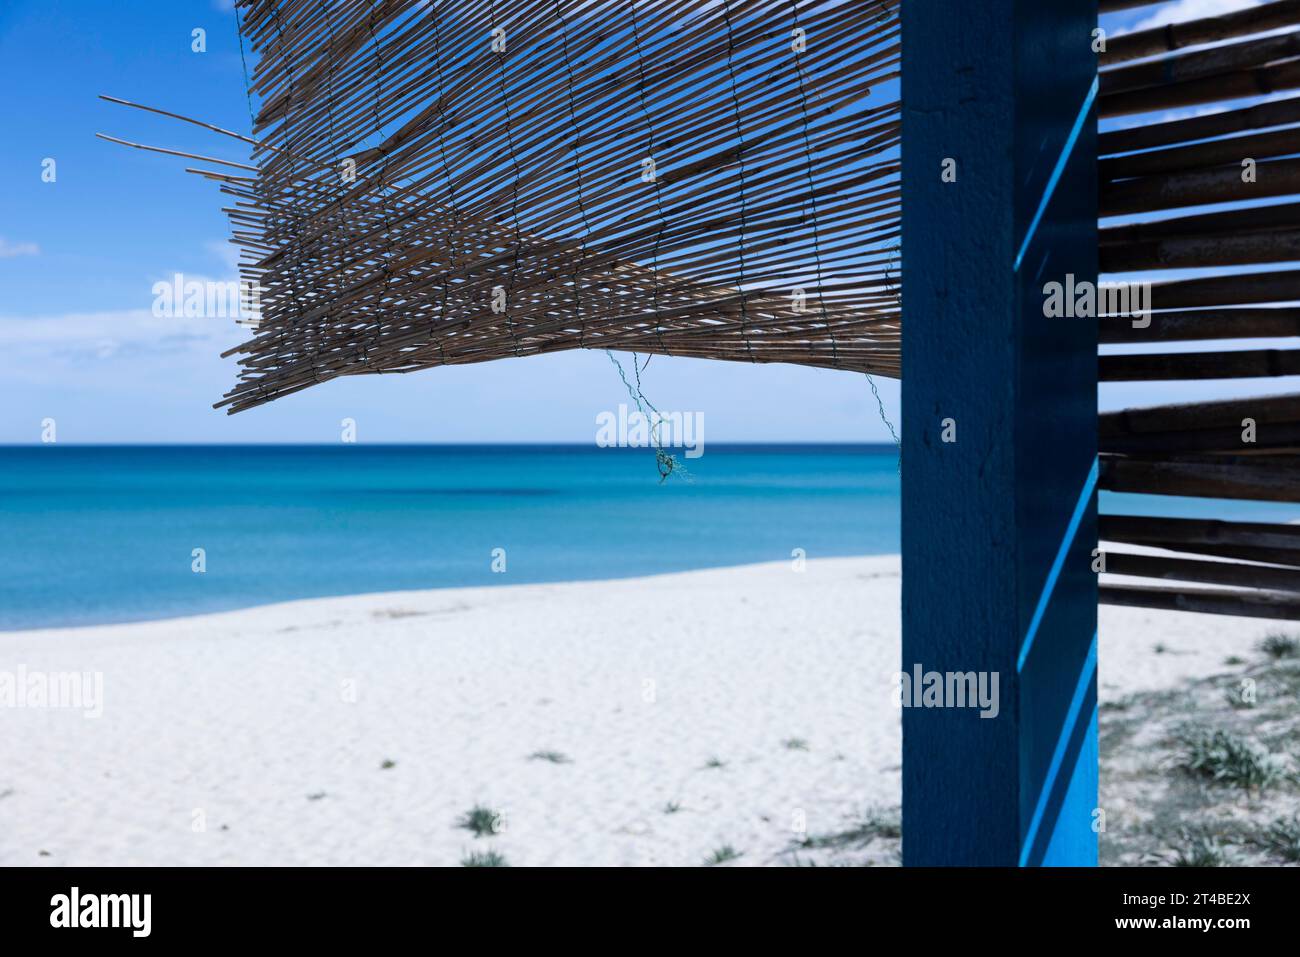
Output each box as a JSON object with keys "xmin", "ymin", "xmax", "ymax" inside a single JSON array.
[
  {"xmin": 234, "ymin": 5, "xmax": 256, "ymax": 132},
  {"xmin": 874, "ymin": 239, "xmax": 902, "ymax": 474},
  {"xmin": 605, "ymin": 350, "xmax": 687, "ymax": 483},
  {"xmin": 867, "ymin": 371, "xmax": 901, "ymax": 475}
]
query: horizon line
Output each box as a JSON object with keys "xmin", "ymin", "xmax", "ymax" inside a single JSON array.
[{"xmin": 0, "ymin": 440, "xmax": 903, "ymax": 449}]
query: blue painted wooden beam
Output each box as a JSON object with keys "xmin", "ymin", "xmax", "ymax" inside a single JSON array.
[{"xmin": 901, "ymin": 0, "xmax": 1100, "ymax": 866}]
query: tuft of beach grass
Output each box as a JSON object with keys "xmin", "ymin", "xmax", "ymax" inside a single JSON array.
[
  {"xmin": 1179, "ymin": 727, "xmax": 1284, "ymax": 790},
  {"xmin": 1169, "ymin": 832, "xmax": 1233, "ymax": 867},
  {"xmin": 1258, "ymin": 816, "xmax": 1300, "ymax": 863},
  {"xmin": 461, "ymin": 849, "xmax": 509, "ymax": 867},
  {"xmin": 457, "ymin": 804, "xmax": 504, "ymax": 838},
  {"xmin": 1259, "ymin": 633, "xmax": 1299, "ymax": 660},
  {"xmin": 703, "ymin": 844, "xmax": 743, "ymax": 866}
]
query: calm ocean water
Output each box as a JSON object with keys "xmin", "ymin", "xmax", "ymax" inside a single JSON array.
[
  {"xmin": 3, "ymin": 445, "xmax": 1294, "ymax": 631},
  {"xmin": 1, "ymin": 445, "xmax": 900, "ymax": 630}
]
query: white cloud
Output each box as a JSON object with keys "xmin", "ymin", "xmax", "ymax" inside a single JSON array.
[
  {"xmin": 1129, "ymin": 0, "xmax": 1261, "ymax": 32},
  {"xmin": 0, "ymin": 237, "xmax": 40, "ymax": 259},
  {"xmin": 0, "ymin": 245, "xmax": 249, "ymax": 364},
  {"xmin": 0, "ymin": 237, "xmax": 258, "ymax": 374},
  {"xmin": 0, "ymin": 306, "xmax": 240, "ymax": 363}
]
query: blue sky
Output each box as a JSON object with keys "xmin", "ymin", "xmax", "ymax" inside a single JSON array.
[{"xmin": 0, "ymin": 0, "xmax": 1292, "ymax": 443}]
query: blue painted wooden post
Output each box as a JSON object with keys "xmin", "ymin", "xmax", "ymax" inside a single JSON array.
[{"xmin": 901, "ymin": 0, "xmax": 1100, "ymax": 866}]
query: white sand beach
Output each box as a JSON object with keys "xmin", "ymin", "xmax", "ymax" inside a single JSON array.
[{"xmin": 0, "ymin": 556, "xmax": 1276, "ymax": 867}]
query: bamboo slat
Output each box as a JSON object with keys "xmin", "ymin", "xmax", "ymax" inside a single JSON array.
[
  {"xmin": 1099, "ymin": 453, "xmax": 1300, "ymax": 501},
  {"xmin": 1100, "ymin": 392, "xmax": 1300, "ymax": 435},
  {"xmin": 1102, "ymin": 348, "xmax": 1300, "ymax": 382},
  {"xmin": 1101, "ymin": 158, "xmax": 1300, "ymax": 216},
  {"xmin": 1099, "ymin": 516, "xmax": 1300, "ymax": 568},
  {"xmin": 1100, "ymin": 203, "xmax": 1300, "ymax": 246},
  {"xmin": 1102, "ymin": 32, "xmax": 1300, "ymax": 97},
  {"xmin": 1099, "ymin": 308, "xmax": 1300, "ymax": 343},
  {"xmin": 1098, "ymin": 95, "xmax": 1300, "ymax": 155},
  {"xmin": 1099, "ymin": 58, "xmax": 1300, "ymax": 118},
  {"xmin": 1101, "ymin": 0, "xmax": 1300, "ymax": 66},
  {"xmin": 1147, "ymin": 269, "xmax": 1300, "ymax": 309},
  {"xmin": 1101, "ymin": 229, "xmax": 1300, "ymax": 271},
  {"xmin": 1099, "ymin": 583, "xmax": 1300, "ymax": 619},
  {"xmin": 1099, "ymin": 129, "xmax": 1300, "ymax": 182},
  {"xmin": 1101, "ymin": 422, "xmax": 1300, "ymax": 454},
  {"xmin": 1105, "ymin": 550, "xmax": 1300, "ymax": 591},
  {"xmin": 1100, "ymin": 349, "xmax": 1300, "ymax": 381},
  {"xmin": 1100, "ymin": 514, "xmax": 1300, "ymax": 556}
]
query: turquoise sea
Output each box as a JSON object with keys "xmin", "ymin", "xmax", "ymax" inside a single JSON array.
[
  {"xmin": 3, "ymin": 445, "xmax": 1295, "ymax": 631},
  {"xmin": 0, "ymin": 445, "xmax": 901, "ymax": 630}
]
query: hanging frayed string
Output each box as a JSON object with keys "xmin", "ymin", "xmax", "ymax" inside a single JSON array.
[
  {"xmin": 605, "ymin": 350, "xmax": 687, "ymax": 483},
  {"xmin": 875, "ymin": 239, "xmax": 903, "ymax": 474},
  {"xmin": 234, "ymin": 5, "xmax": 256, "ymax": 132},
  {"xmin": 866, "ymin": 370, "xmax": 901, "ymax": 474}
]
